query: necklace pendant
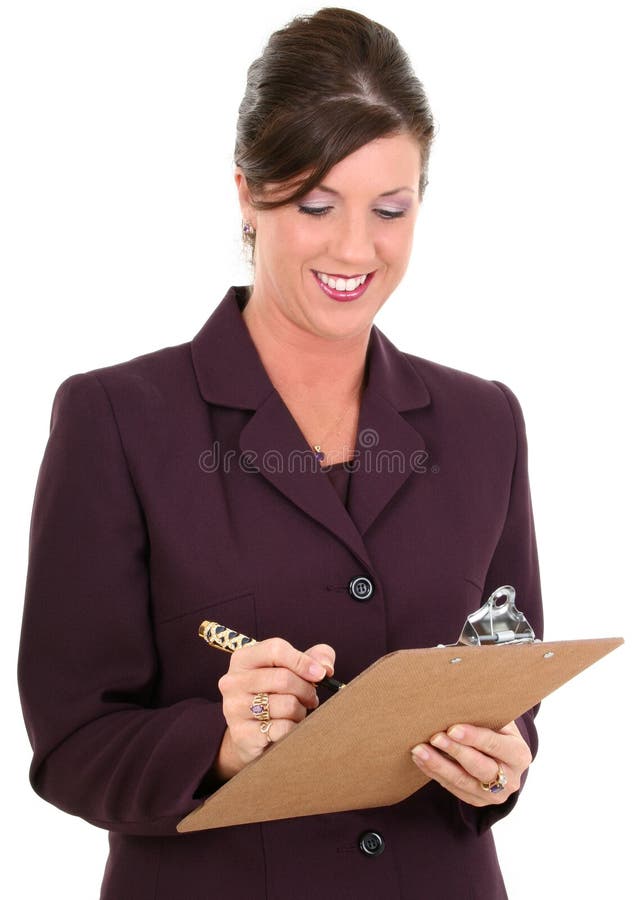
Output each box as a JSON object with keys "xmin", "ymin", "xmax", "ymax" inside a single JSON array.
[{"xmin": 313, "ymin": 444, "xmax": 325, "ymax": 462}]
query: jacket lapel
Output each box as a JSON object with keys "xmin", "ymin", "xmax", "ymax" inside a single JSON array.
[{"xmin": 191, "ymin": 286, "xmax": 431, "ymax": 571}]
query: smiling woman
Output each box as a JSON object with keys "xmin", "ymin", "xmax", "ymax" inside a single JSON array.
[
  {"xmin": 18, "ymin": 7, "xmax": 544, "ymax": 900},
  {"xmin": 230, "ymin": 8, "xmax": 436, "ymax": 462}
]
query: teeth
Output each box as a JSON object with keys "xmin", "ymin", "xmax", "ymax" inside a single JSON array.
[{"xmin": 316, "ymin": 272, "xmax": 368, "ymax": 292}]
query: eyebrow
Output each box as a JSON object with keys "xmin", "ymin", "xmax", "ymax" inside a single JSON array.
[{"xmin": 315, "ymin": 184, "xmax": 416, "ymax": 197}]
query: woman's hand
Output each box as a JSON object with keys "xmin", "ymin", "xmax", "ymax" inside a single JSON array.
[
  {"xmin": 213, "ymin": 638, "xmax": 336, "ymax": 780},
  {"xmin": 410, "ymin": 720, "xmax": 532, "ymax": 806}
]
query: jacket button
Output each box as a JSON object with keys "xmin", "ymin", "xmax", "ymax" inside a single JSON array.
[
  {"xmin": 348, "ymin": 575, "xmax": 375, "ymax": 601},
  {"xmin": 358, "ymin": 831, "xmax": 385, "ymax": 857}
]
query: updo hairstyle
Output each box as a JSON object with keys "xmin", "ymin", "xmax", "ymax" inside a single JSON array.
[{"xmin": 234, "ymin": 7, "xmax": 436, "ymax": 267}]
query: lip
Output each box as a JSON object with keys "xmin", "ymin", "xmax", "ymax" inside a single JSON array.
[
  {"xmin": 315, "ymin": 271, "xmax": 369, "ymax": 279},
  {"xmin": 311, "ymin": 270, "xmax": 375, "ymax": 302}
]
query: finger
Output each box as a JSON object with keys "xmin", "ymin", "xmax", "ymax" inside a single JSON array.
[
  {"xmin": 234, "ymin": 711, "xmax": 299, "ymax": 751},
  {"xmin": 304, "ymin": 644, "xmax": 336, "ymax": 676},
  {"xmin": 428, "ymin": 731, "xmax": 504, "ymax": 785},
  {"xmin": 226, "ymin": 689, "xmax": 314, "ymax": 757},
  {"xmin": 248, "ymin": 692, "xmax": 314, "ymax": 723},
  {"xmin": 441, "ymin": 723, "xmax": 531, "ymax": 772},
  {"xmin": 219, "ymin": 665, "xmax": 320, "ymax": 711},
  {"xmin": 244, "ymin": 666, "xmax": 321, "ymax": 709},
  {"xmin": 231, "ymin": 636, "xmax": 327, "ymax": 684},
  {"xmin": 410, "ymin": 744, "xmax": 498, "ymax": 807},
  {"xmin": 500, "ymin": 720, "xmax": 524, "ymax": 740}
]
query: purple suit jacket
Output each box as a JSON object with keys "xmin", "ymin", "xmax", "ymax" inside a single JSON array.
[{"xmin": 18, "ymin": 285, "xmax": 543, "ymax": 899}]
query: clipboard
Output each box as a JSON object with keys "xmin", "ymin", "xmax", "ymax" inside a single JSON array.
[{"xmin": 177, "ymin": 588, "xmax": 623, "ymax": 833}]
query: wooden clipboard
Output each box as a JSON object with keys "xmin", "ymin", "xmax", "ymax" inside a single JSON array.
[{"xmin": 177, "ymin": 636, "xmax": 623, "ymax": 832}]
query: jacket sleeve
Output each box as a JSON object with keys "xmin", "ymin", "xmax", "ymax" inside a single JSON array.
[
  {"xmin": 457, "ymin": 380, "xmax": 545, "ymax": 835},
  {"xmin": 17, "ymin": 372, "xmax": 228, "ymax": 837}
]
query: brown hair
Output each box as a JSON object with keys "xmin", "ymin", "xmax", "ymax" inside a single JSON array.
[{"xmin": 234, "ymin": 7, "xmax": 436, "ymax": 265}]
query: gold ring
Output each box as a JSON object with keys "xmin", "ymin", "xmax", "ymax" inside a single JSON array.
[
  {"xmin": 250, "ymin": 692, "xmax": 270, "ymax": 721},
  {"xmin": 480, "ymin": 763, "xmax": 507, "ymax": 794},
  {"xmin": 260, "ymin": 720, "xmax": 275, "ymax": 743}
]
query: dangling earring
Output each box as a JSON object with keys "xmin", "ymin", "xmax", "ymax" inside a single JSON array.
[{"xmin": 242, "ymin": 221, "xmax": 255, "ymax": 236}]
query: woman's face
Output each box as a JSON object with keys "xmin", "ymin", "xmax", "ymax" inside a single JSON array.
[{"xmin": 235, "ymin": 131, "xmax": 422, "ymax": 341}]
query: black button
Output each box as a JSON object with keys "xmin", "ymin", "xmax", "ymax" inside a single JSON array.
[
  {"xmin": 348, "ymin": 575, "xmax": 375, "ymax": 601},
  {"xmin": 358, "ymin": 831, "xmax": 385, "ymax": 857}
]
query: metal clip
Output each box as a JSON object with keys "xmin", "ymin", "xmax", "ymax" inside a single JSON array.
[{"xmin": 455, "ymin": 585, "xmax": 536, "ymax": 647}]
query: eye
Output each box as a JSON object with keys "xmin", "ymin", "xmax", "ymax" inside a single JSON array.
[
  {"xmin": 375, "ymin": 209, "xmax": 406, "ymax": 220},
  {"xmin": 297, "ymin": 205, "xmax": 406, "ymax": 220},
  {"xmin": 297, "ymin": 205, "xmax": 331, "ymax": 217}
]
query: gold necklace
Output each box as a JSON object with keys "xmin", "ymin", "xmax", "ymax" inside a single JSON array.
[{"xmin": 310, "ymin": 384, "xmax": 363, "ymax": 463}]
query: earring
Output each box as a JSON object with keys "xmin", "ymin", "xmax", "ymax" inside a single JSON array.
[{"xmin": 242, "ymin": 221, "xmax": 255, "ymax": 236}]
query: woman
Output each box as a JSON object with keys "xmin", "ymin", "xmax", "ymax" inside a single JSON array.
[{"xmin": 18, "ymin": 7, "xmax": 543, "ymax": 899}]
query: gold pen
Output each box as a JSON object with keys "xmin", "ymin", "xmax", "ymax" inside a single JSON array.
[{"xmin": 199, "ymin": 620, "xmax": 347, "ymax": 693}]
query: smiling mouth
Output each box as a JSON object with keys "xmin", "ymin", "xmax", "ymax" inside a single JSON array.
[
  {"xmin": 312, "ymin": 271, "xmax": 372, "ymax": 291},
  {"xmin": 311, "ymin": 269, "xmax": 375, "ymax": 301}
]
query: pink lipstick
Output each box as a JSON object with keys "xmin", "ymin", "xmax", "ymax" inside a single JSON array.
[{"xmin": 312, "ymin": 270, "xmax": 375, "ymax": 302}]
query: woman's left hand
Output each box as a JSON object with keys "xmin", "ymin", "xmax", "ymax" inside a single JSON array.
[{"xmin": 410, "ymin": 720, "xmax": 532, "ymax": 807}]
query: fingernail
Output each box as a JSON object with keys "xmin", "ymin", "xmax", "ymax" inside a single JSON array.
[
  {"xmin": 309, "ymin": 663, "xmax": 326, "ymax": 678},
  {"xmin": 320, "ymin": 659, "xmax": 334, "ymax": 675},
  {"xmin": 430, "ymin": 733, "xmax": 449, "ymax": 749},
  {"xmin": 411, "ymin": 744, "xmax": 430, "ymax": 762},
  {"xmin": 448, "ymin": 726, "xmax": 464, "ymax": 740}
]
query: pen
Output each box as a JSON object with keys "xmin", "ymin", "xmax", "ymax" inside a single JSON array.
[{"xmin": 198, "ymin": 620, "xmax": 347, "ymax": 694}]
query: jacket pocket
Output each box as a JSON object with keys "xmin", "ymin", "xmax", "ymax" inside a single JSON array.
[{"xmin": 153, "ymin": 590, "xmax": 257, "ymax": 705}]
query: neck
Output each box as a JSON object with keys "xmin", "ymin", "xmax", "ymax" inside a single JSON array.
[{"xmin": 240, "ymin": 288, "xmax": 370, "ymax": 399}]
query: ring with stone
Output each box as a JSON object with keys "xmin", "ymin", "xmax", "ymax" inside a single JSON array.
[
  {"xmin": 250, "ymin": 692, "xmax": 270, "ymax": 722},
  {"xmin": 480, "ymin": 763, "xmax": 507, "ymax": 793}
]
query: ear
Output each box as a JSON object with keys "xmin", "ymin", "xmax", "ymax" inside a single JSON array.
[{"xmin": 234, "ymin": 166, "xmax": 255, "ymax": 227}]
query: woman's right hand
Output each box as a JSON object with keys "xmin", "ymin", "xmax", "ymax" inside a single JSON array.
[{"xmin": 213, "ymin": 638, "xmax": 336, "ymax": 781}]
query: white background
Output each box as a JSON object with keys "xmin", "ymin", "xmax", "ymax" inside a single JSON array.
[{"xmin": 2, "ymin": 1, "xmax": 635, "ymax": 896}]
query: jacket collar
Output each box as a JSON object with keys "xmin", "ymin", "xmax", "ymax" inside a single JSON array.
[
  {"xmin": 191, "ymin": 285, "xmax": 432, "ymax": 570},
  {"xmin": 191, "ymin": 285, "xmax": 431, "ymax": 413}
]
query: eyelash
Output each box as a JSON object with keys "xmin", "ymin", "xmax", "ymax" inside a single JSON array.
[{"xmin": 297, "ymin": 205, "xmax": 406, "ymax": 220}]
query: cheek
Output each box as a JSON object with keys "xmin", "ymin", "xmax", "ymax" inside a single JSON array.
[
  {"xmin": 273, "ymin": 222, "xmax": 318, "ymax": 269},
  {"xmin": 381, "ymin": 227, "xmax": 415, "ymax": 272},
  {"xmin": 258, "ymin": 233, "xmax": 302, "ymax": 282}
]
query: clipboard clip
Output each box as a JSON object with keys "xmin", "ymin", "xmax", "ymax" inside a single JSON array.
[{"xmin": 453, "ymin": 585, "xmax": 536, "ymax": 647}]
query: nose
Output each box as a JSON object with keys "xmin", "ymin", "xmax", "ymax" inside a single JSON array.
[{"xmin": 328, "ymin": 211, "xmax": 376, "ymax": 270}]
